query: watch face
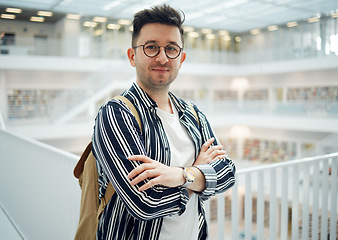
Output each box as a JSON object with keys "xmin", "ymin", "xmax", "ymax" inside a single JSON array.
[{"xmin": 186, "ymin": 168, "xmax": 196, "ymax": 182}]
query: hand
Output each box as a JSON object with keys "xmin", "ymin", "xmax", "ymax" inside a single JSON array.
[
  {"xmin": 194, "ymin": 138, "xmax": 227, "ymax": 166},
  {"xmin": 128, "ymin": 155, "xmax": 185, "ymax": 191}
]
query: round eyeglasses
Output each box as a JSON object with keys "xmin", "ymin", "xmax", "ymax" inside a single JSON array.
[{"xmin": 133, "ymin": 42, "xmax": 183, "ymax": 59}]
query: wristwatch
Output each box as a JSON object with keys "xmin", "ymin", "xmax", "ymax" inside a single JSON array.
[{"xmin": 181, "ymin": 167, "xmax": 196, "ymax": 188}]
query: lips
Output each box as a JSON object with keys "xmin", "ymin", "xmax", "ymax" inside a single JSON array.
[{"xmin": 151, "ymin": 66, "xmax": 169, "ymax": 73}]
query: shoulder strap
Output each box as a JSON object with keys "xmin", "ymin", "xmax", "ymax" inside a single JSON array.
[
  {"xmin": 188, "ymin": 104, "xmax": 200, "ymax": 126},
  {"xmin": 114, "ymin": 95, "xmax": 142, "ymax": 131},
  {"xmin": 97, "ymin": 95, "xmax": 142, "ymax": 219}
]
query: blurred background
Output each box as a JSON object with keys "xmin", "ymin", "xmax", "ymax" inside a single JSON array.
[{"xmin": 0, "ymin": 0, "xmax": 337, "ymax": 239}]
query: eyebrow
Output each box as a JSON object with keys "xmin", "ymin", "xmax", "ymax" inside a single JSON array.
[{"xmin": 145, "ymin": 40, "xmax": 180, "ymax": 46}]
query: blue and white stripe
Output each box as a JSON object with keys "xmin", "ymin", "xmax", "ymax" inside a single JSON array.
[{"xmin": 92, "ymin": 82, "xmax": 236, "ymax": 240}]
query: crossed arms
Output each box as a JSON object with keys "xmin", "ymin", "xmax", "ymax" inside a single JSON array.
[{"xmin": 92, "ymin": 99, "xmax": 236, "ymax": 220}]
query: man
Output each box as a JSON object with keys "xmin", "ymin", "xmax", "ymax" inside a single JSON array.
[{"xmin": 92, "ymin": 4, "xmax": 236, "ymax": 240}]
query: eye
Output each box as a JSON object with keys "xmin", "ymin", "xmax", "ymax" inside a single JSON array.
[
  {"xmin": 166, "ymin": 45, "xmax": 179, "ymax": 52},
  {"xmin": 145, "ymin": 43, "xmax": 158, "ymax": 50}
]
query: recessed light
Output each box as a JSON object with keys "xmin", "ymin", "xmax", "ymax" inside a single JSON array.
[
  {"xmin": 83, "ymin": 21, "xmax": 97, "ymax": 27},
  {"xmin": 267, "ymin": 25, "xmax": 278, "ymax": 31},
  {"xmin": 188, "ymin": 32, "xmax": 199, "ymax": 38},
  {"xmin": 37, "ymin": 11, "xmax": 53, "ymax": 17},
  {"xmin": 250, "ymin": 29, "xmax": 261, "ymax": 35},
  {"xmin": 117, "ymin": 19, "xmax": 132, "ymax": 25},
  {"xmin": 6, "ymin": 8, "xmax": 22, "ymax": 14},
  {"xmin": 308, "ymin": 17, "xmax": 320, "ymax": 23},
  {"xmin": 107, "ymin": 24, "xmax": 121, "ymax": 30},
  {"xmin": 286, "ymin": 21, "xmax": 298, "ymax": 27},
  {"xmin": 93, "ymin": 16, "xmax": 107, "ymax": 23},
  {"xmin": 1, "ymin": 14, "xmax": 16, "ymax": 19},
  {"xmin": 30, "ymin": 16, "xmax": 44, "ymax": 22},
  {"xmin": 66, "ymin": 14, "xmax": 81, "ymax": 20}
]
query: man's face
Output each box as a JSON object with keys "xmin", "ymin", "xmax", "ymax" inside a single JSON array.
[{"xmin": 127, "ymin": 23, "xmax": 186, "ymax": 92}]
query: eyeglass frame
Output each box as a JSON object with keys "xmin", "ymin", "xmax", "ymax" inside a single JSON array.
[{"xmin": 133, "ymin": 42, "xmax": 183, "ymax": 59}]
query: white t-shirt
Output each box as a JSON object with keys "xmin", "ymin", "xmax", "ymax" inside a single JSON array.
[{"xmin": 156, "ymin": 101, "xmax": 199, "ymax": 240}]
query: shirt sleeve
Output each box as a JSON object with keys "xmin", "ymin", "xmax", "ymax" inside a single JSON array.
[
  {"xmin": 193, "ymin": 105, "xmax": 236, "ymax": 201},
  {"xmin": 92, "ymin": 99, "xmax": 189, "ymax": 221}
]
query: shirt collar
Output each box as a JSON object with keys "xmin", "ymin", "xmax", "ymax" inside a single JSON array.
[
  {"xmin": 129, "ymin": 82, "xmax": 188, "ymax": 115},
  {"xmin": 130, "ymin": 82, "xmax": 157, "ymax": 109}
]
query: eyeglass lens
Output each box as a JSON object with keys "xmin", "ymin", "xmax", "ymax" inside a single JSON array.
[{"xmin": 143, "ymin": 43, "xmax": 181, "ymax": 59}]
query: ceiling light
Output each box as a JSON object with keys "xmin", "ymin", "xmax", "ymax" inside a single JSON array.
[
  {"xmin": 37, "ymin": 11, "xmax": 53, "ymax": 17},
  {"xmin": 250, "ymin": 29, "xmax": 261, "ymax": 35},
  {"xmin": 107, "ymin": 24, "xmax": 121, "ymax": 30},
  {"xmin": 201, "ymin": 28, "xmax": 212, "ymax": 34},
  {"xmin": 206, "ymin": 34, "xmax": 216, "ymax": 40},
  {"xmin": 1, "ymin": 14, "xmax": 16, "ymax": 19},
  {"xmin": 66, "ymin": 14, "xmax": 81, "ymax": 20},
  {"xmin": 30, "ymin": 16, "xmax": 44, "ymax": 22},
  {"xmin": 129, "ymin": 26, "xmax": 133, "ymax": 32},
  {"xmin": 286, "ymin": 21, "xmax": 297, "ymax": 27},
  {"xmin": 267, "ymin": 25, "xmax": 278, "ymax": 31},
  {"xmin": 6, "ymin": 8, "xmax": 22, "ymax": 14},
  {"xmin": 235, "ymin": 36, "xmax": 241, "ymax": 42},
  {"xmin": 218, "ymin": 30, "xmax": 229, "ymax": 36},
  {"xmin": 83, "ymin": 21, "xmax": 97, "ymax": 27},
  {"xmin": 188, "ymin": 32, "xmax": 199, "ymax": 38},
  {"xmin": 183, "ymin": 26, "xmax": 194, "ymax": 32},
  {"xmin": 308, "ymin": 17, "xmax": 320, "ymax": 23},
  {"xmin": 118, "ymin": 19, "xmax": 132, "ymax": 25},
  {"xmin": 332, "ymin": 12, "xmax": 338, "ymax": 18},
  {"xmin": 93, "ymin": 16, "xmax": 107, "ymax": 23},
  {"xmin": 223, "ymin": 35, "xmax": 231, "ymax": 41}
]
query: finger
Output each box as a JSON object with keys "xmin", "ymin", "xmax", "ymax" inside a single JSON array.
[
  {"xmin": 128, "ymin": 155, "xmax": 153, "ymax": 163},
  {"xmin": 213, "ymin": 154, "xmax": 228, "ymax": 161},
  {"xmin": 138, "ymin": 177, "xmax": 160, "ymax": 191},
  {"xmin": 130, "ymin": 169, "xmax": 159, "ymax": 187},
  {"xmin": 205, "ymin": 144, "xmax": 224, "ymax": 155},
  {"xmin": 209, "ymin": 150, "xmax": 227, "ymax": 161},
  {"xmin": 128, "ymin": 163, "xmax": 155, "ymax": 179},
  {"xmin": 200, "ymin": 138, "xmax": 215, "ymax": 152}
]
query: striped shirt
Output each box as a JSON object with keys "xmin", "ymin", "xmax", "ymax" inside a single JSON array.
[{"xmin": 92, "ymin": 82, "xmax": 236, "ymax": 240}]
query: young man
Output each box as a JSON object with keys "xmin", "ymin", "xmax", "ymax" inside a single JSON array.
[{"xmin": 92, "ymin": 4, "xmax": 236, "ymax": 240}]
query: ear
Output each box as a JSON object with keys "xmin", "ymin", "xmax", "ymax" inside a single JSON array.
[
  {"xmin": 179, "ymin": 51, "xmax": 186, "ymax": 68},
  {"xmin": 127, "ymin": 48, "xmax": 136, "ymax": 67}
]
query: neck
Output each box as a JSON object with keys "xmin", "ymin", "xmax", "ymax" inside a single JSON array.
[{"xmin": 136, "ymin": 81, "xmax": 173, "ymax": 113}]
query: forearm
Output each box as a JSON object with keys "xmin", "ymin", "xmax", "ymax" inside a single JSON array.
[
  {"xmin": 185, "ymin": 166, "xmax": 206, "ymax": 193},
  {"xmin": 94, "ymin": 103, "xmax": 190, "ymax": 220}
]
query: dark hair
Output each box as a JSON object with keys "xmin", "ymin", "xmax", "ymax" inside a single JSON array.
[{"xmin": 132, "ymin": 4, "xmax": 185, "ymax": 47}]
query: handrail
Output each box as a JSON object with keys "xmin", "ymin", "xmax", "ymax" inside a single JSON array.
[
  {"xmin": 0, "ymin": 129, "xmax": 80, "ymax": 240},
  {"xmin": 0, "ymin": 111, "xmax": 5, "ymax": 130},
  {"xmin": 237, "ymin": 151, "xmax": 338, "ymax": 174},
  {"xmin": 1, "ymin": 128, "xmax": 337, "ymax": 240}
]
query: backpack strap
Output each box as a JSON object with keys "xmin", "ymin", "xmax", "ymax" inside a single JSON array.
[
  {"xmin": 97, "ymin": 95, "xmax": 142, "ymax": 219},
  {"xmin": 188, "ymin": 104, "xmax": 199, "ymax": 127},
  {"xmin": 114, "ymin": 95, "xmax": 142, "ymax": 131}
]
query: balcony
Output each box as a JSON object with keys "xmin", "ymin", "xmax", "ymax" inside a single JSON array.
[{"xmin": 1, "ymin": 128, "xmax": 337, "ymax": 240}]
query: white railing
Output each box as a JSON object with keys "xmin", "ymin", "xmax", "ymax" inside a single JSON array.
[
  {"xmin": 2, "ymin": 35, "xmax": 337, "ymax": 64},
  {"xmin": 0, "ymin": 129, "xmax": 81, "ymax": 240},
  {"xmin": 1, "ymin": 128, "xmax": 337, "ymax": 239},
  {"xmin": 208, "ymin": 153, "xmax": 338, "ymax": 240}
]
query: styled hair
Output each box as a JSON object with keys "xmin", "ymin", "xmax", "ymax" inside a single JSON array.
[{"xmin": 132, "ymin": 4, "xmax": 185, "ymax": 47}]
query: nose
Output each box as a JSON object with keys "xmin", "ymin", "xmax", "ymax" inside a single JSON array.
[{"xmin": 155, "ymin": 47, "xmax": 169, "ymax": 64}]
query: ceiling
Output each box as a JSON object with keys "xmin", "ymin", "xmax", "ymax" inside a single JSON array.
[{"xmin": 0, "ymin": 0, "xmax": 337, "ymax": 32}]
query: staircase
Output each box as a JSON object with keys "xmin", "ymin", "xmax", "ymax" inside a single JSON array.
[{"xmin": 49, "ymin": 64, "xmax": 134, "ymax": 124}]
